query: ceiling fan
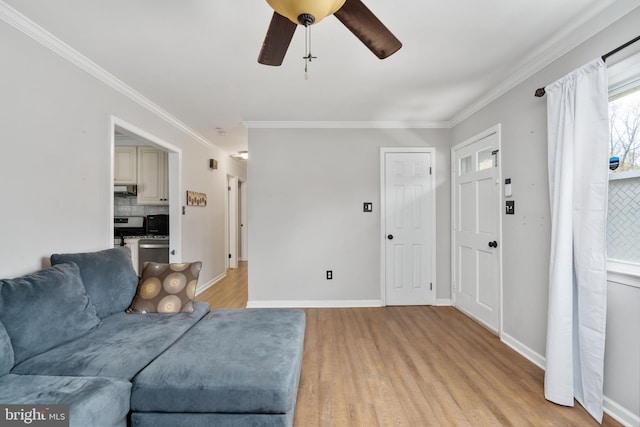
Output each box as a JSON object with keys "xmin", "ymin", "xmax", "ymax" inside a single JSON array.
[{"xmin": 258, "ymin": 0, "xmax": 402, "ymax": 66}]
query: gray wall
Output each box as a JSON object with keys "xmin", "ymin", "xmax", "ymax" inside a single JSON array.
[
  {"xmin": 2, "ymin": 2, "xmax": 637, "ymax": 422},
  {"xmin": 0, "ymin": 19, "xmax": 246, "ymax": 285},
  {"xmin": 247, "ymin": 128, "xmax": 451, "ymax": 304},
  {"xmin": 452, "ymin": 7, "xmax": 640, "ymax": 422},
  {"xmin": 247, "ymin": 8, "xmax": 640, "ymax": 422}
]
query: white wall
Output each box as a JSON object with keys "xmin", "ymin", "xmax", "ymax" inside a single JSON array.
[
  {"xmin": 452, "ymin": 8, "xmax": 640, "ymax": 424},
  {"xmin": 247, "ymin": 128, "xmax": 451, "ymax": 305},
  {"xmin": 0, "ymin": 19, "xmax": 246, "ymax": 286}
]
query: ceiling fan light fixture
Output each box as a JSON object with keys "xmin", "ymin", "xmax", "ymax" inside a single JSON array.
[
  {"xmin": 258, "ymin": 0, "xmax": 402, "ymax": 67},
  {"xmin": 266, "ymin": 0, "xmax": 346, "ymax": 25}
]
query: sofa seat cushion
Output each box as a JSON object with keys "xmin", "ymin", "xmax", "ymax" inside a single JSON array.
[
  {"xmin": 0, "ymin": 374, "xmax": 131, "ymax": 427},
  {"xmin": 12, "ymin": 301, "xmax": 210, "ymax": 380},
  {"xmin": 51, "ymin": 247, "xmax": 139, "ymax": 319},
  {"xmin": 131, "ymin": 309, "xmax": 306, "ymax": 414},
  {"xmin": 0, "ymin": 263, "xmax": 101, "ymax": 364},
  {"xmin": 0, "ymin": 321, "xmax": 14, "ymax": 375}
]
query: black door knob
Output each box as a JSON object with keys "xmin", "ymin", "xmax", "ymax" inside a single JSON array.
[
  {"xmin": 488, "ymin": 241, "xmax": 498, "ymax": 248},
  {"xmin": 387, "ymin": 234, "xmax": 394, "ymax": 240}
]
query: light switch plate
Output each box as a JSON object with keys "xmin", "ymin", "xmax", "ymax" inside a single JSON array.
[
  {"xmin": 506, "ymin": 200, "xmax": 515, "ymax": 215},
  {"xmin": 363, "ymin": 202, "xmax": 373, "ymax": 212}
]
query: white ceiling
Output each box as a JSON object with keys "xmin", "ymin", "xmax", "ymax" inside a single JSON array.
[{"xmin": 2, "ymin": 0, "xmax": 636, "ymax": 154}]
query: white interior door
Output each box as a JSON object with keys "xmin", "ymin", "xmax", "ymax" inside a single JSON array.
[
  {"xmin": 452, "ymin": 130, "xmax": 501, "ymax": 333},
  {"xmin": 383, "ymin": 150, "xmax": 434, "ymax": 306}
]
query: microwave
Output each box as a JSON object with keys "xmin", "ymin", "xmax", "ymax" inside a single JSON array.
[
  {"xmin": 146, "ymin": 214, "xmax": 169, "ymax": 236},
  {"xmin": 114, "ymin": 185, "xmax": 137, "ymax": 196}
]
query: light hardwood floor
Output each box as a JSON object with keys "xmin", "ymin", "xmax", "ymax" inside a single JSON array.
[
  {"xmin": 197, "ymin": 262, "xmax": 622, "ymax": 427},
  {"xmin": 197, "ymin": 262, "xmax": 248, "ymax": 310}
]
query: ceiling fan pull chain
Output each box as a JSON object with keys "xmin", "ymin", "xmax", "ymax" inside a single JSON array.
[{"xmin": 302, "ymin": 22, "xmax": 316, "ymax": 80}]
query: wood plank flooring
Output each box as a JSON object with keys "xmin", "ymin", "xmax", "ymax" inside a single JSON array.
[
  {"xmin": 197, "ymin": 263, "xmax": 622, "ymax": 427},
  {"xmin": 196, "ymin": 262, "xmax": 248, "ymax": 310}
]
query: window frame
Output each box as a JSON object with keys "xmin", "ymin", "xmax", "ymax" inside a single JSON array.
[{"xmin": 607, "ymin": 52, "xmax": 640, "ymax": 289}]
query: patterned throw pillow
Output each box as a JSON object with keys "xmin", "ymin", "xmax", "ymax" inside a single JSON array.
[{"xmin": 127, "ymin": 262, "xmax": 202, "ymax": 314}]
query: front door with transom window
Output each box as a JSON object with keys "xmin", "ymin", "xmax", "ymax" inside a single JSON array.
[{"xmin": 452, "ymin": 129, "xmax": 502, "ymax": 333}]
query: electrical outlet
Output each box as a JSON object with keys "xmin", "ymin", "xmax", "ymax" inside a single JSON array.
[{"xmin": 326, "ymin": 270, "xmax": 333, "ymax": 280}]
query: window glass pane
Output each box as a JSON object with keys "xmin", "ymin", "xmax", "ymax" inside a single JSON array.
[
  {"xmin": 607, "ymin": 175, "xmax": 640, "ymax": 264},
  {"xmin": 478, "ymin": 148, "xmax": 493, "ymax": 171},
  {"xmin": 608, "ymin": 83, "xmax": 640, "ymax": 266},
  {"xmin": 459, "ymin": 155, "xmax": 472, "ymax": 176},
  {"xmin": 609, "ymin": 88, "xmax": 640, "ymax": 173}
]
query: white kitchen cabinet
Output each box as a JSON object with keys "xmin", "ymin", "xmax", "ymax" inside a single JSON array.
[
  {"xmin": 124, "ymin": 238, "xmax": 140, "ymax": 275},
  {"xmin": 137, "ymin": 147, "xmax": 168, "ymax": 205},
  {"xmin": 114, "ymin": 146, "xmax": 137, "ymax": 184}
]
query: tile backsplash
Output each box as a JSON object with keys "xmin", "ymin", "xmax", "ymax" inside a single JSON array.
[{"xmin": 114, "ymin": 196, "xmax": 169, "ymax": 217}]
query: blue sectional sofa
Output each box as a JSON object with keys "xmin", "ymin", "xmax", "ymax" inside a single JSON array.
[{"xmin": 0, "ymin": 248, "xmax": 306, "ymax": 427}]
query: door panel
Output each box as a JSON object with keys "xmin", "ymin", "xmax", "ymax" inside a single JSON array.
[
  {"xmin": 460, "ymin": 182, "xmax": 474, "ymax": 232},
  {"xmin": 384, "ymin": 151, "xmax": 434, "ymax": 306},
  {"xmin": 459, "ymin": 245, "xmax": 474, "ymax": 298},
  {"xmin": 478, "ymin": 250, "xmax": 496, "ymax": 309},
  {"xmin": 478, "ymin": 178, "xmax": 494, "ymax": 234},
  {"xmin": 452, "ymin": 132, "xmax": 501, "ymax": 332}
]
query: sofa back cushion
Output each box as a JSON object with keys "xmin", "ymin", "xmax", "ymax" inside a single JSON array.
[
  {"xmin": 0, "ymin": 263, "xmax": 101, "ymax": 364},
  {"xmin": 51, "ymin": 247, "xmax": 138, "ymax": 318},
  {"xmin": 0, "ymin": 321, "xmax": 14, "ymax": 375}
]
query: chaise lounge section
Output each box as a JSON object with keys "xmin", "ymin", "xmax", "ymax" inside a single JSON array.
[
  {"xmin": 131, "ymin": 309, "xmax": 306, "ymax": 427},
  {"xmin": 0, "ymin": 247, "xmax": 305, "ymax": 426}
]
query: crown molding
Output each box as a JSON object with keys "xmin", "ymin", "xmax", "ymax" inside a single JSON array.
[
  {"xmin": 243, "ymin": 120, "xmax": 452, "ymax": 129},
  {"xmin": 450, "ymin": 0, "xmax": 640, "ymax": 127},
  {"xmin": 3, "ymin": 0, "xmax": 637, "ymax": 136},
  {"xmin": 0, "ymin": 1, "xmax": 220, "ymax": 151}
]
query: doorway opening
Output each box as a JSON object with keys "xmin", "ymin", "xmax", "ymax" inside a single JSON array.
[
  {"xmin": 110, "ymin": 116, "xmax": 182, "ymax": 262},
  {"xmin": 226, "ymin": 174, "xmax": 248, "ymax": 269}
]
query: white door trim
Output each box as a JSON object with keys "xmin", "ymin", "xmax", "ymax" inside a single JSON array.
[
  {"xmin": 227, "ymin": 175, "xmax": 239, "ymax": 269},
  {"xmin": 239, "ymin": 179, "xmax": 248, "ymax": 262},
  {"xmin": 380, "ymin": 147, "xmax": 437, "ymax": 306},
  {"xmin": 451, "ymin": 124, "xmax": 503, "ymax": 335}
]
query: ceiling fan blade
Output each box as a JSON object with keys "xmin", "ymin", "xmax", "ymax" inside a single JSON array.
[
  {"xmin": 258, "ymin": 12, "xmax": 298, "ymax": 66},
  {"xmin": 334, "ymin": 0, "xmax": 402, "ymax": 59}
]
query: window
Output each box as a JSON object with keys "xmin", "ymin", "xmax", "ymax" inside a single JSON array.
[
  {"xmin": 459, "ymin": 155, "xmax": 472, "ymax": 176},
  {"xmin": 477, "ymin": 148, "xmax": 494, "ymax": 171},
  {"xmin": 607, "ymin": 52, "xmax": 640, "ymax": 287}
]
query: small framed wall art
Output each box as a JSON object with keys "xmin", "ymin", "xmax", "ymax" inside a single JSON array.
[{"xmin": 186, "ymin": 191, "xmax": 207, "ymax": 207}]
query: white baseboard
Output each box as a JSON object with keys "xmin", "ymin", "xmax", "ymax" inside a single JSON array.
[
  {"xmin": 246, "ymin": 300, "xmax": 383, "ymax": 308},
  {"xmin": 248, "ymin": 300, "xmax": 455, "ymax": 308},
  {"xmin": 500, "ymin": 333, "xmax": 638, "ymax": 426},
  {"xmin": 604, "ymin": 396, "xmax": 640, "ymax": 427},
  {"xmin": 195, "ymin": 271, "xmax": 226, "ymax": 296},
  {"xmin": 500, "ymin": 332, "xmax": 546, "ymax": 370}
]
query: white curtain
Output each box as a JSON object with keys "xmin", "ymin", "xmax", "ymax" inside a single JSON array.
[{"xmin": 544, "ymin": 58, "xmax": 609, "ymax": 422}]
